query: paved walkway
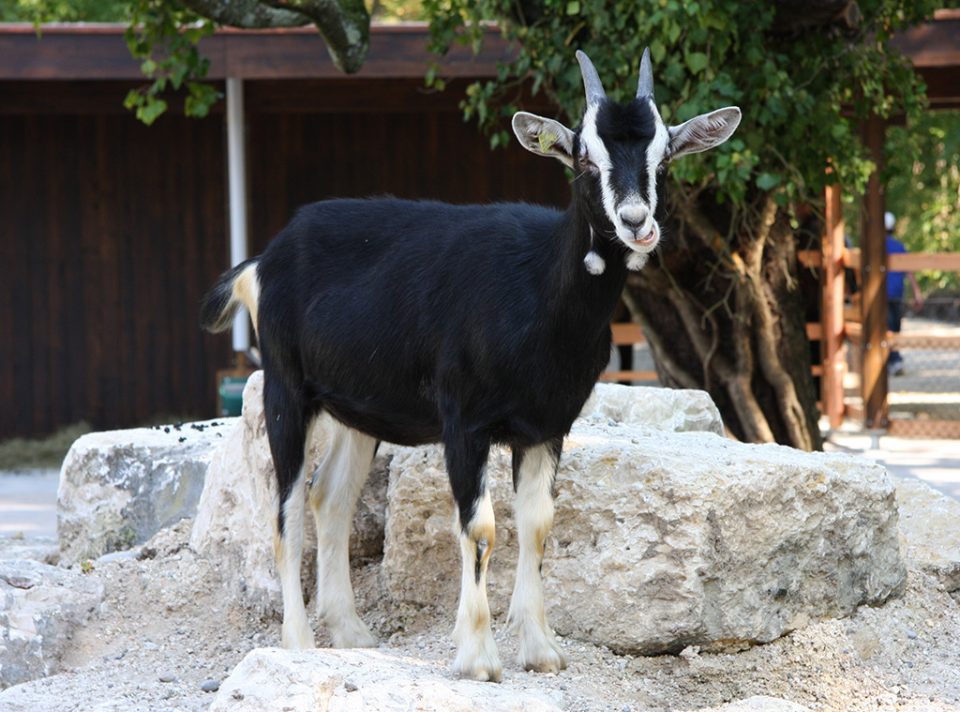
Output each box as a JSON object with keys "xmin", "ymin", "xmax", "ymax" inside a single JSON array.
[
  {"xmin": 824, "ymin": 430, "xmax": 960, "ymax": 500},
  {"xmin": 0, "ymin": 469, "xmax": 59, "ymax": 538}
]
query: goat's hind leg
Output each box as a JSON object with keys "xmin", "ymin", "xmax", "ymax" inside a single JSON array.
[
  {"xmin": 264, "ymin": 376, "xmax": 314, "ymax": 649},
  {"xmin": 308, "ymin": 416, "xmax": 377, "ymax": 648},
  {"xmin": 509, "ymin": 438, "xmax": 566, "ymax": 672},
  {"xmin": 445, "ymin": 431, "xmax": 501, "ymax": 682}
]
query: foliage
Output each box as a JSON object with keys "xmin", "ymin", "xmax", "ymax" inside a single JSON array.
[
  {"xmin": 424, "ymin": 0, "xmax": 939, "ymax": 215},
  {"xmin": 122, "ymin": 0, "xmax": 218, "ymax": 125},
  {"xmin": 886, "ymin": 110, "xmax": 960, "ymax": 291},
  {"xmin": 0, "ymin": 0, "xmax": 126, "ymax": 21}
]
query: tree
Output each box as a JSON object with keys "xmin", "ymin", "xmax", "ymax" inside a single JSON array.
[{"xmin": 425, "ymin": 0, "xmax": 940, "ymax": 448}]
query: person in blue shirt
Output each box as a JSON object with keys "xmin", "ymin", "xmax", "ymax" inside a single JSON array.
[{"xmin": 885, "ymin": 212, "xmax": 924, "ymax": 375}]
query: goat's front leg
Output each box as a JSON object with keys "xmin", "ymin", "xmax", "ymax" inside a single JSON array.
[
  {"xmin": 445, "ymin": 431, "xmax": 501, "ymax": 682},
  {"xmin": 509, "ymin": 438, "xmax": 567, "ymax": 672},
  {"xmin": 308, "ymin": 419, "xmax": 377, "ymax": 648}
]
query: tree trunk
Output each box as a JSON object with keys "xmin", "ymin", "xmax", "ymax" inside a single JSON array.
[{"xmin": 623, "ymin": 190, "xmax": 823, "ymax": 450}]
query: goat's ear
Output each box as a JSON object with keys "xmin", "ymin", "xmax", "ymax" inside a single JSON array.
[
  {"xmin": 668, "ymin": 107, "xmax": 741, "ymax": 159},
  {"xmin": 512, "ymin": 111, "xmax": 576, "ymax": 167}
]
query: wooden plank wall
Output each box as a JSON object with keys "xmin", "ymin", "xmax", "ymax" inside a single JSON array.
[
  {"xmin": 244, "ymin": 80, "xmax": 568, "ymax": 250},
  {"xmin": 1, "ymin": 79, "xmax": 569, "ymax": 438},
  {"xmin": 0, "ymin": 84, "xmax": 230, "ymax": 438}
]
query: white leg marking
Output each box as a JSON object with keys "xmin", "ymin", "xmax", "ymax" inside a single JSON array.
[
  {"xmin": 509, "ymin": 444, "xmax": 567, "ymax": 673},
  {"xmin": 452, "ymin": 490, "xmax": 502, "ymax": 682},
  {"xmin": 278, "ymin": 466, "xmax": 314, "ymax": 650},
  {"xmin": 309, "ymin": 417, "xmax": 378, "ymax": 648}
]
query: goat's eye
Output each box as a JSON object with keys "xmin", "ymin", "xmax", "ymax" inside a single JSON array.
[
  {"xmin": 656, "ymin": 158, "xmax": 669, "ymax": 176},
  {"xmin": 580, "ymin": 155, "xmax": 599, "ymax": 174}
]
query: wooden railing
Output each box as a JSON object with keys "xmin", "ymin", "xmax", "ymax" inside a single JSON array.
[{"xmin": 598, "ymin": 323, "xmax": 658, "ymax": 382}]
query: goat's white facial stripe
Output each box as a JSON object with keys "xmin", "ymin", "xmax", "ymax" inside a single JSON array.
[
  {"xmin": 645, "ymin": 99, "xmax": 670, "ymax": 218},
  {"xmin": 579, "ymin": 104, "xmax": 619, "ymax": 231}
]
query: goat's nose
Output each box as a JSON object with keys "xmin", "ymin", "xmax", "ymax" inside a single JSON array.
[{"xmin": 619, "ymin": 206, "xmax": 648, "ymax": 231}]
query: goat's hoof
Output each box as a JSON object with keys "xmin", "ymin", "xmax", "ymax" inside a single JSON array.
[
  {"xmin": 281, "ymin": 621, "xmax": 315, "ymax": 650},
  {"xmin": 520, "ymin": 647, "xmax": 567, "ymax": 673},
  {"xmin": 330, "ymin": 619, "xmax": 378, "ymax": 649},
  {"xmin": 518, "ymin": 631, "xmax": 567, "ymax": 673},
  {"xmin": 453, "ymin": 638, "xmax": 502, "ymax": 682}
]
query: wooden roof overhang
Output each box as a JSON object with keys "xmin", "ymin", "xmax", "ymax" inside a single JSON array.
[
  {"xmin": 0, "ymin": 12, "xmax": 957, "ymax": 99},
  {"xmin": 889, "ymin": 9, "xmax": 960, "ymax": 109},
  {"xmin": 0, "ymin": 23, "xmax": 509, "ymax": 81}
]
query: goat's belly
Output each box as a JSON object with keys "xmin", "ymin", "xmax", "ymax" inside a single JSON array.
[{"xmin": 313, "ymin": 391, "xmax": 443, "ymax": 447}]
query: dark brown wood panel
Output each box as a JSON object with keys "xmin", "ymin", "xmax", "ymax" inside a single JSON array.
[
  {"xmin": 246, "ymin": 109, "xmax": 570, "ymax": 250},
  {"xmin": 0, "ymin": 103, "xmax": 230, "ymax": 438},
  {"xmin": 2, "ymin": 78, "xmax": 568, "ymax": 438},
  {"xmin": 0, "ymin": 80, "xmax": 228, "ymax": 115},
  {"xmin": 0, "ymin": 24, "xmax": 509, "ymax": 81}
]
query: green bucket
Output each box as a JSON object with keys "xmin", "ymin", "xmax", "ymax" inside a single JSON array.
[{"xmin": 219, "ymin": 376, "xmax": 249, "ymax": 417}]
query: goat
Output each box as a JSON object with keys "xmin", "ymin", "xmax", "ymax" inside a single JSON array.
[{"xmin": 200, "ymin": 49, "xmax": 740, "ymax": 682}]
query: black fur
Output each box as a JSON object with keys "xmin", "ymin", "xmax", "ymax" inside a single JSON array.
[
  {"xmin": 202, "ymin": 101, "xmax": 661, "ymax": 537},
  {"xmin": 594, "ymin": 99, "xmax": 663, "ymax": 214}
]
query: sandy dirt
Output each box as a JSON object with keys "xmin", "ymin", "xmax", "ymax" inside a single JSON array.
[{"xmin": 3, "ymin": 517, "xmax": 959, "ymax": 712}]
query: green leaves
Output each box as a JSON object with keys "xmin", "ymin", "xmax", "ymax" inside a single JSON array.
[
  {"xmin": 424, "ymin": 0, "xmax": 939, "ymax": 212},
  {"xmin": 122, "ymin": 0, "xmax": 219, "ymax": 124},
  {"xmin": 684, "ymin": 51, "xmax": 708, "ymax": 75},
  {"xmin": 756, "ymin": 172, "xmax": 780, "ymax": 191}
]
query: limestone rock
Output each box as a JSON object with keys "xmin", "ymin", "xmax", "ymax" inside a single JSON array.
[
  {"xmin": 580, "ymin": 383, "xmax": 724, "ymax": 435},
  {"xmin": 210, "ymin": 648, "xmax": 563, "ymax": 711},
  {"xmin": 895, "ymin": 477, "xmax": 960, "ymax": 591},
  {"xmin": 189, "ymin": 371, "xmax": 388, "ymax": 611},
  {"xmin": 57, "ymin": 421, "xmax": 230, "ymax": 565},
  {"xmin": 0, "ymin": 559, "xmax": 103, "ymax": 687},
  {"xmin": 383, "ymin": 427, "xmax": 905, "ymax": 654}
]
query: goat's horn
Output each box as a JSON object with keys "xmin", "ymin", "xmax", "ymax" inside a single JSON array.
[
  {"xmin": 637, "ymin": 47, "xmax": 654, "ymax": 99},
  {"xmin": 576, "ymin": 50, "xmax": 606, "ymax": 106}
]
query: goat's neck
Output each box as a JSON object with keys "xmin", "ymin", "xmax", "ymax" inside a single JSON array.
[{"xmin": 546, "ymin": 200, "xmax": 629, "ymax": 332}]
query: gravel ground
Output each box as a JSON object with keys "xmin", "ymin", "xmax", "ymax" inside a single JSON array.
[{"xmin": 2, "ymin": 519, "xmax": 959, "ymax": 712}]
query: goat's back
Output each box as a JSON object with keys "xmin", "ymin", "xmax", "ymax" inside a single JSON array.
[{"xmin": 256, "ymin": 198, "xmax": 608, "ymax": 447}]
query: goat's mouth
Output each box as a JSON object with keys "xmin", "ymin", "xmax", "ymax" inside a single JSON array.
[{"xmin": 626, "ymin": 225, "xmax": 658, "ymax": 250}]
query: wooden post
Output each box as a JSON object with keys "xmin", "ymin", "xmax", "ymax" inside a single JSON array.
[
  {"xmin": 860, "ymin": 114, "xmax": 888, "ymax": 429},
  {"xmin": 822, "ymin": 181, "xmax": 845, "ymax": 429}
]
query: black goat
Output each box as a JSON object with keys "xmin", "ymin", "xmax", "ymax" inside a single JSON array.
[{"xmin": 201, "ymin": 49, "xmax": 740, "ymax": 681}]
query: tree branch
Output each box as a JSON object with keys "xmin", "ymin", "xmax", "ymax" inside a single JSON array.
[
  {"xmin": 620, "ymin": 287, "xmax": 700, "ymax": 390},
  {"xmin": 740, "ymin": 209, "xmax": 817, "ymax": 449},
  {"xmin": 179, "ymin": 0, "xmax": 311, "ymax": 28},
  {"xmin": 264, "ymin": 0, "xmax": 370, "ymax": 73},
  {"xmin": 658, "ymin": 273, "xmax": 776, "ymax": 443}
]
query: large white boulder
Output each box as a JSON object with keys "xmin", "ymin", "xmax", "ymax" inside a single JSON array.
[
  {"xmin": 383, "ymin": 424, "xmax": 905, "ymax": 654},
  {"xmin": 0, "ymin": 560, "xmax": 103, "ymax": 687},
  {"xmin": 189, "ymin": 372, "xmax": 388, "ymax": 611},
  {"xmin": 210, "ymin": 648, "xmax": 563, "ymax": 711},
  {"xmin": 57, "ymin": 421, "xmax": 231, "ymax": 564}
]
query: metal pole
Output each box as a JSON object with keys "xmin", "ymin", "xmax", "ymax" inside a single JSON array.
[{"xmin": 226, "ymin": 77, "xmax": 250, "ymax": 355}]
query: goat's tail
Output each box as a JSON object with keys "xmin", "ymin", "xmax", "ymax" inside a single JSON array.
[{"xmin": 200, "ymin": 258, "xmax": 261, "ymax": 336}]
